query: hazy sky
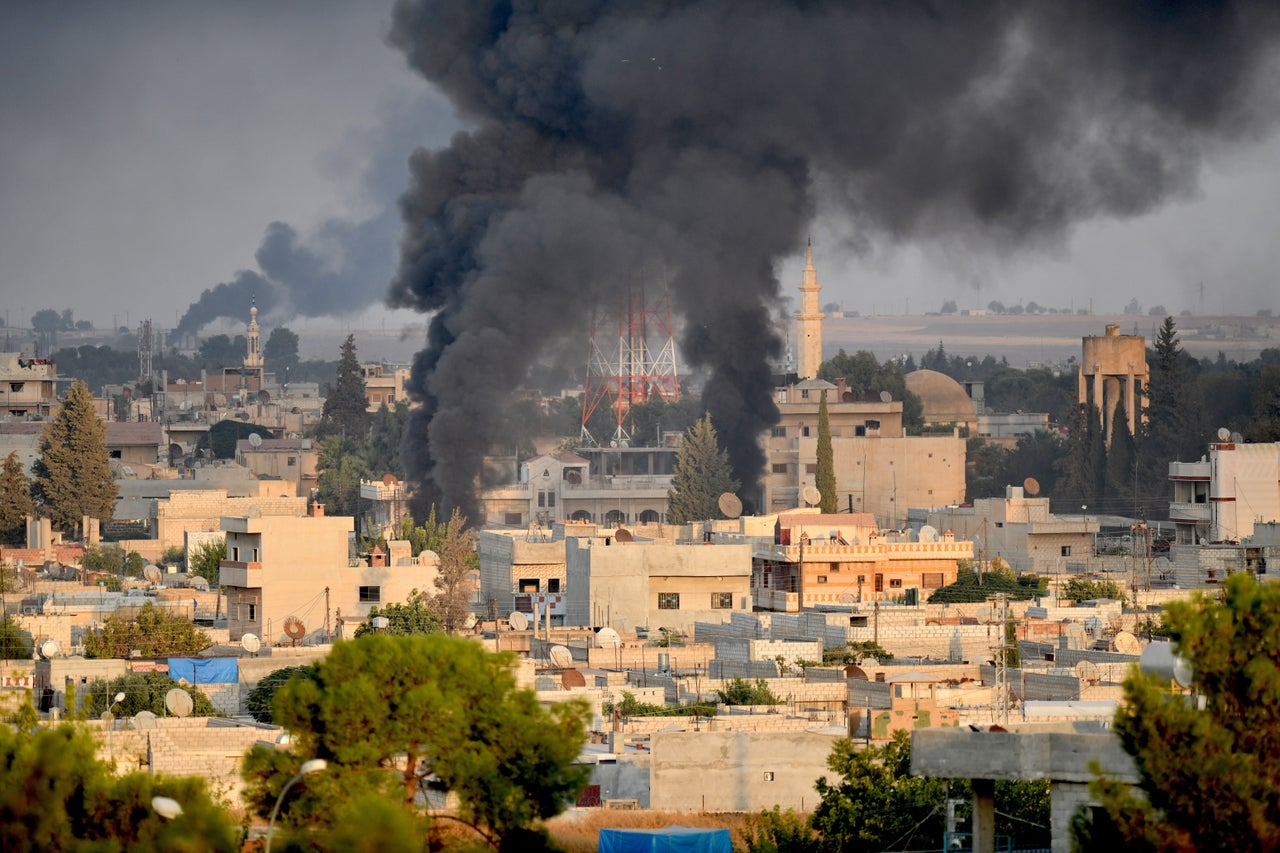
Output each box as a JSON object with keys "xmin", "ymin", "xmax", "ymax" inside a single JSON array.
[{"xmin": 2, "ymin": 2, "xmax": 1278, "ymax": 337}]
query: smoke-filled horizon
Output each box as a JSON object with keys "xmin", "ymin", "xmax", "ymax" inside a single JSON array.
[{"xmin": 387, "ymin": 0, "xmax": 1280, "ymax": 519}]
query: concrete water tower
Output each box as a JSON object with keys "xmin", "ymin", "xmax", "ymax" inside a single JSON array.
[{"xmin": 1078, "ymin": 324, "xmax": 1148, "ymax": 444}]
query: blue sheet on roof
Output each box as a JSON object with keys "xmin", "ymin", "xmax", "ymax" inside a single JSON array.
[
  {"xmin": 598, "ymin": 825, "xmax": 732, "ymax": 853},
  {"xmin": 167, "ymin": 658, "xmax": 238, "ymax": 684}
]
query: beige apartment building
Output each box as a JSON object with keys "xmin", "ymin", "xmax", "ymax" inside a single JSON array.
[
  {"xmin": 0, "ymin": 352, "xmax": 58, "ymax": 419},
  {"xmin": 234, "ymin": 436, "xmax": 319, "ymax": 499},
  {"xmin": 763, "ymin": 379, "xmax": 966, "ymax": 525},
  {"xmin": 219, "ymin": 506, "xmax": 435, "ymax": 644}
]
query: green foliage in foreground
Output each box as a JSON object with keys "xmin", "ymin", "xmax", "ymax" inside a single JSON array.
[
  {"xmin": 1077, "ymin": 573, "xmax": 1280, "ymax": 850},
  {"xmin": 0, "ymin": 723, "xmax": 238, "ymax": 851},
  {"xmin": 242, "ymin": 633, "xmax": 590, "ymax": 850}
]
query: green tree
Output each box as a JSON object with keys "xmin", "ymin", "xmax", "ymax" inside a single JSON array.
[
  {"xmin": 0, "ymin": 451, "xmax": 32, "ymax": 546},
  {"xmin": 84, "ymin": 602, "xmax": 212, "ymax": 658},
  {"xmin": 31, "ymin": 308, "xmax": 62, "ymax": 351},
  {"xmin": 32, "ymin": 381, "xmax": 117, "ymax": 536},
  {"xmin": 1139, "ymin": 317, "xmax": 1202, "ymax": 519},
  {"xmin": 81, "ymin": 543, "xmax": 126, "ymax": 575},
  {"xmin": 0, "ymin": 616, "xmax": 33, "ymax": 660},
  {"xmin": 1062, "ymin": 577, "xmax": 1124, "ymax": 603},
  {"xmin": 815, "ymin": 390, "xmax": 838, "ymax": 513},
  {"xmin": 1080, "ymin": 573, "xmax": 1280, "ymax": 850},
  {"xmin": 666, "ymin": 413, "xmax": 740, "ymax": 525},
  {"xmin": 196, "ymin": 334, "xmax": 246, "ymax": 370},
  {"xmin": 316, "ymin": 435, "xmax": 370, "ymax": 519},
  {"xmin": 0, "ymin": 723, "xmax": 237, "ymax": 851},
  {"xmin": 353, "ymin": 589, "xmax": 441, "ymax": 638},
  {"xmin": 317, "ymin": 334, "xmax": 369, "ymax": 440},
  {"xmin": 242, "ymin": 633, "xmax": 590, "ymax": 849},
  {"xmin": 244, "ymin": 665, "xmax": 316, "ymax": 724},
  {"xmin": 716, "ymin": 677, "xmax": 781, "ymax": 705},
  {"xmin": 263, "ymin": 325, "xmax": 300, "ymax": 374},
  {"xmin": 188, "ymin": 539, "xmax": 226, "ymax": 586},
  {"xmin": 84, "ymin": 670, "xmax": 221, "ymax": 718},
  {"xmin": 432, "ymin": 508, "xmax": 476, "ymax": 634},
  {"xmin": 742, "ymin": 807, "xmax": 820, "ymax": 853},
  {"xmin": 363, "ymin": 400, "xmax": 409, "ymax": 478}
]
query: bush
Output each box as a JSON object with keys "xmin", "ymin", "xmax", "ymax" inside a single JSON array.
[
  {"xmin": 245, "ymin": 665, "xmax": 315, "ymax": 724},
  {"xmin": 84, "ymin": 671, "xmax": 221, "ymax": 718},
  {"xmin": 1062, "ymin": 577, "xmax": 1125, "ymax": 604},
  {"xmin": 717, "ymin": 677, "xmax": 781, "ymax": 706}
]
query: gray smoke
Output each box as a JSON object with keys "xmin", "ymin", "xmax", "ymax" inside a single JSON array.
[
  {"xmin": 174, "ymin": 94, "xmax": 448, "ymax": 339},
  {"xmin": 388, "ymin": 0, "xmax": 1280, "ymax": 518}
]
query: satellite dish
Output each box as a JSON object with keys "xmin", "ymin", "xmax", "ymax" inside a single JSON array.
[
  {"xmin": 549, "ymin": 645, "xmax": 574, "ymax": 668},
  {"xmin": 718, "ymin": 492, "xmax": 743, "ymax": 519},
  {"xmin": 1074, "ymin": 660, "xmax": 1100, "ymax": 684},
  {"xmin": 509, "ymin": 611, "xmax": 529, "ymax": 631},
  {"xmin": 39, "ymin": 639, "xmax": 62, "ymax": 659},
  {"xmin": 879, "ymin": 390, "xmax": 893, "ymax": 403},
  {"xmin": 1114, "ymin": 631, "xmax": 1141, "ymax": 655},
  {"xmin": 246, "ymin": 504, "xmax": 262, "ymax": 518},
  {"xmin": 1217, "ymin": 427, "xmax": 1231, "ymax": 441},
  {"xmin": 1023, "ymin": 477, "xmax": 1041, "ymax": 496},
  {"xmin": 143, "ymin": 564, "xmax": 162, "ymax": 584},
  {"xmin": 1231, "ymin": 431, "xmax": 1243, "ymax": 443},
  {"xmin": 801, "ymin": 485, "xmax": 822, "ymax": 507},
  {"xmin": 133, "ymin": 710, "xmax": 158, "ymax": 730},
  {"xmin": 838, "ymin": 593, "xmax": 855, "ymax": 604},
  {"xmin": 463, "ymin": 612, "xmax": 477, "ymax": 630},
  {"xmin": 241, "ymin": 633, "xmax": 261, "ymax": 654},
  {"xmin": 614, "ymin": 528, "xmax": 634, "ymax": 542},
  {"xmin": 382, "ymin": 473, "xmax": 399, "ymax": 485},
  {"xmin": 919, "ymin": 525, "xmax": 938, "ymax": 543},
  {"xmin": 248, "ymin": 432, "xmax": 263, "ymax": 447},
  {"xmin": 165, "ymin": 688, "xmax": 194, "ymax": 718},
  {"xmin": 561, "ymin": 669, "xmax": 587, "ymax": 689},
  {"xmin": 283, "ymin": 616, "xmax": 306, "ymax": 640},
  {"xmin": 596, "ymin": 627, "xmax": 622, "ymax": 648},
  {"xmin": 1173, "ymin": 655, "xmax": 1194, "ymax": 687},
  {"xmin": 189, "ymin": 576, "xmax": 209, "ymax": 591},
  {"xmin": 257, "ymin": 389, "xmax": 270, "ymax": 404}
]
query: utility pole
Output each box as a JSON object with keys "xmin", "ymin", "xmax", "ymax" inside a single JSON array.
[{"xmin": 993, "ymin": 593, "xmax": 1011, "ymax": 726}]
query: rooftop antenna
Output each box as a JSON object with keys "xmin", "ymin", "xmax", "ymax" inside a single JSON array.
[{"xmin": 718, "ymin": 493, "xmax": 743, "ymax": 520}]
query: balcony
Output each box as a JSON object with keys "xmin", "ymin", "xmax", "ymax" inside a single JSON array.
[
  {"xmin": 219, "ymin": 560, "xmax": 263, "ymax": 588},
  {"xmin": 1169, "ymin": 502, "xmax": 1211, "ymax": 524}
]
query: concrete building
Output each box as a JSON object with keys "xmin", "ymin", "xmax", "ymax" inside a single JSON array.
[
  {"xmin": 763, "ymin": 379, "xmax": 966, "ymax": 525},
  {"xmin": 927, "ymin": 486, "xmax": 1094, "ymax": 577},
  {"xmin": 564, "ymin": 534, "xmax": 753, "ymax": 635},
  {"xmin": 0, "ymin": 352, "xmax": 58, "ymax": 419},
  {"xmin": 0, "ymin": 422, "xmax": 43, "ymax": 475},
  {"xmin": 104, "ymin": 422, "xmax": 165, "ymax": 466},
  {"xmin": 793, "ymin": 242, "xmax": 825, "ymax": 380},
  {"xmin": 1078, "ymin": 324, "xmax": 1147, "ymax": 444},
  {"xmin": 1169, "ymin": 437, "xmax": 1280, "ymax": 545},
  {"xmin": 218, "ymin": 505, "xmax": 435, "ymax": 644},
  {"xmin": 478, "ymin": 529, "xmax": 572, "ymax": 620},
  {"xmin": 480, "ymin": 447, "xmax": 676, "ymax": 529},
  {"xmin": 753, "ymin": 511, "xmax": 971, "ymax": 611},
  {"xmin": 233, "ymin": 436, "xmax": 318, "ymax": 499},
  {"xmin": 362, "ymin": 362, "xmax": 409, "ymax": 411}
]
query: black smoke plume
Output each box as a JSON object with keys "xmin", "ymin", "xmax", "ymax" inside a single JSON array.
[
  {"xmin": 174, "ymin": 95, "xmax": 447, "ymax": 339},
  {"xmin": 388, "ymin": 0, "xmax": 1280, "ymax": 518}
]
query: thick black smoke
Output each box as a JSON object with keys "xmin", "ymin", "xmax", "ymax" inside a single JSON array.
[
  {"xmin": 388, "ymin": 0, "xmax": 1280, "ymax": 518},
  {"xmin": 174, "ymin": 95, "xmax": 447, "ymax": 339}
]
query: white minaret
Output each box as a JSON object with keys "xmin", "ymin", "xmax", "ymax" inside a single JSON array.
[
  {"xmin": 794, "ymin": 240, "xmax": 825, "ymax": 379},
  {"xmin": 244, "ymin": 299, "xmax": 263, "ymax": 371}
]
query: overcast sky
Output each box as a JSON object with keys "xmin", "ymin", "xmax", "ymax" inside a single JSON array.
[{"xmin": 2, "ymin": 2, "xmax": 1278, "ymax": 338}]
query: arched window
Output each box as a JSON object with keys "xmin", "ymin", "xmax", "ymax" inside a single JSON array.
[
  {"xmin": 604, "ymin": 510, "xmax": 626, "ymax": 526},
  {"xmin": 571, "ymin": 510, "xmax": 593, "ymax": 523},
  {"xmin": 639, "ymin": 509, "xmax": 661, "ymax": 524}
]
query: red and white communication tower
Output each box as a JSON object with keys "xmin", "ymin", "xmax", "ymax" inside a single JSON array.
[{"xmin": 580, "ymin": 275, "xmax": 680, "ymax": 446}]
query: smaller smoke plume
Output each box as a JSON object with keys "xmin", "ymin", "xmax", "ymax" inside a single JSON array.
[{"xmin": 174, "ymin": 93, "xmax": 452, "ymax": 338}]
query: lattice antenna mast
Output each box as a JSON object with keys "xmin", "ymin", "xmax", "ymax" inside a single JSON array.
[
  {"xmin": 138, "ymin": 319, "xmax": 154, "ymax": 384},
  {"xmin": 580, "ymin": 265, "xmax": 680, "ymax": 446}
]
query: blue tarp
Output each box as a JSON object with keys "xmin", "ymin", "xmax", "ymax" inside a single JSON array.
[
  {"xmin": 598, "ymin": 825, "xmax": 732, "ymax": 853},
  {"xmin": 168, "ymin": 657, "xmax": 238, "ymax": 684}
]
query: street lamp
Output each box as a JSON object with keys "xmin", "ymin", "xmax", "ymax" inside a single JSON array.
[
  {"xmin": 151, "ymin": 796, "xmax": 183, "ymax": 820},
  {"xmin": 265, "ymin": 758, "xmax": 327, "ymax": 853}
]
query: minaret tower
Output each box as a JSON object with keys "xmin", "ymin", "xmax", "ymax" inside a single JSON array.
[
  {"xmin": 794, "ymin": 239, "xmax": 825, "ymax": 380},
  {"xmin": 244, "ymin": 298, "xmax": 263, "ymax": 372}
]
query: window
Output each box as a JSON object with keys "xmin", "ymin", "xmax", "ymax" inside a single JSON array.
[
  {"xmin": 504, "ymin": 512, "xmax": 523, "ymax": 525},
  {"xmin": 771, "ymin": 463, "xmax": 788, "ymax": 474},
  {"xmin": 287, "ymin": 456, "xmax": 297, "ymax": 466},
  {"xmin": 816, "ymin": 575, "xmax": 827, "ymax": 584},
  {"xmin": 538, "ymin": 492, "xmax": 546, "ymax": 507},
  {"xmin": 248, "ymin": 603, "xmax": 256, "ymax": 621},
  {"xmin": 802, "ymin": 426, "xmax": 811, "ymax": 437},
  {"xmin": 889, "ymin": 578, "xmax": 903, "ymax": 589},
  {"xmin": 519, "ymin": 578, "xmax": 540, "ymax": 593},
  {"xmin": 866, "ymin": 420, "xmax": 880, "ymax": 431},
  {"xmin": 805, "ymin": 463, "xmax": 816, "ymax": 474},
  {"xmin": 658, "ymin": 592, "xmax": 680, "ymax": 610},
  {"xmin": 547, "ymin": 492, "xmax": 556, "ymax": 508},
  {"xmin": 359, "ymin": 586, "xmax": 381, "ymax": 602},
  {"xmin": 9, "ymin": 383, "xmax": 23, "ymax": 392},
  {"xmin": 801, "ymin": 389, "xmax": 810, "ymax": 399},
  {"xmin": 711, "ymin": 592, "xmax": 733, "ymax": 609},
  {"xmin": 771, "ymin": 426, "xmax": 787, "ymax": 438},
  {"xmin": 1061, "ymin": 545, "xmax": 1072, "ymax": 557},
  {"xmin": 548, "ymin": 578, "xmax": 561, "ymax": 593}
]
